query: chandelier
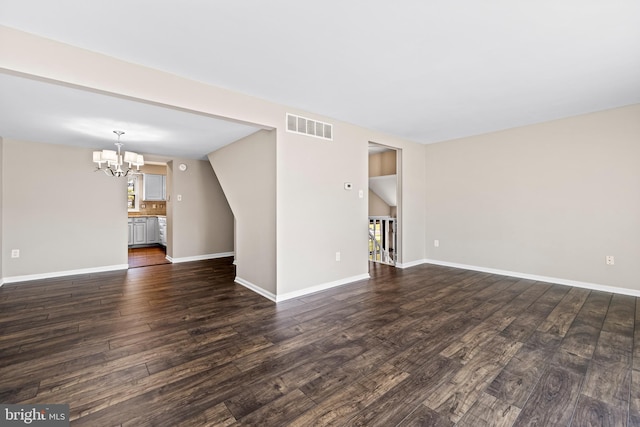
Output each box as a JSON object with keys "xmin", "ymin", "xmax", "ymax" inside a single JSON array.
[{"xmin": 93, "ymin": 130, "xmax": 144, "ymax": 177}]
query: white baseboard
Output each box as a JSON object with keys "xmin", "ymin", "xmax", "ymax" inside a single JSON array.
[
  {"xmin": 167, "ymin": 251, "xmax": 234, "ymax": 264},
  {"xmin": 1, "ymin": 264, "xmax": 129, "ymax": 285},
  {"xmin": 235, "ymin": 273, "xmax": 371, "ymax": 303},
  {"xmin": 275, "ymin": 273, "xmax": 371, "ymax": 302},
  {"xmin": 422, "ymin": 258, "xmax": 640, "ymax": 298},
  {"xmin": 235, "ymin": 277, "xmax": 277, "ymax": 302},
  {"xmin": 396, "ymin": 259, "xmax": 426, "ymax": 269}
]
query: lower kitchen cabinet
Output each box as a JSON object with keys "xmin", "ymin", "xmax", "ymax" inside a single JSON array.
[
  {"xmin": 129, "ymin": 216, "xmax": 163, "ymax": 247},
  {"xmin": 133, "ymin": 218, "xmax": 147, "ymax": 245},
  {"xmin": 158, "ymin": 217, "xmax": 166, "ymax": 246},
  {"xmin": 146, "ymin": 216, "xmax": 159, "ymax": 244}
]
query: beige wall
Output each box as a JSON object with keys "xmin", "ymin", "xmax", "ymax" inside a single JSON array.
[
  {"xmin": 369, "ymin": 151, "xmax": 395, "ymax": 217},
  {"xmin": 2, "ymin": 139, "xmax": 128, "ymax": 278},
  {"xmin": 276, "ymin": 126, "xmax": 427, "ymax": 290},
  {"xmin": 425, "ymin": 104, "xmax": 640, "ymax": 291},
  {"xmin": 369, "ymin": 190, "xmax": 391, "ymax": 217},
  {"xmin": 277, "ymin": 124, "xmax": 370, "ymax": 295},
  {"xmin": 369, "ymin": 151, "xmax": 397, "ymax": 177},
  {"xmin": 396, "ymin": 145, "xmax": 427, "ymax": 266},
  {"xmin": 208, "ymin": 130, "xmax": 276, "ymax": 295},
  {"xmin": 0, "ymin": 26, "xmax": 429, "ymax": 295},
  {"xmin": 169, "ymin": 158, "xmax": 234, "ymax": 260},
  {"xmin": 1, "ymin": 25, "xmax": 636, "ymax": 296},
  {"xmin": 0, "ymin": 139, "xmax": 233, "ymax": 280},
  {"xmin": 139, "ymin": 164, "xmax": 167, "ymax": 175},
  {"xmin": 369, "ymin": 151, "xmax": 397, "ymax": 217}
]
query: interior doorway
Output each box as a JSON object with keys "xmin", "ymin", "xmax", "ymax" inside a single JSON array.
[
  {"xmin": 368, "ymin": 142, "xmax": 401, "ymax": 266},
  {"xmin": 127, "ymin": 162, "xmax": 170, "ymax": 268}
]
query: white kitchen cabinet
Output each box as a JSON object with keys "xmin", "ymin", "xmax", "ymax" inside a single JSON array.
[
  {"xmin": 129, "ymin": 216, "xmax": 164, "ymax": 246},
  {"xmin": 143, "ymin": 174, "xmax": 166, "ymax": 201},
  {"xmin": 146, "ymin": 216, "xmax": 159, "ymax": 244},
  {"xmin": 128, "ymin": 216, "xmax": 165, "ymax": 247},
  {"xmin": 133, "ymin": 217, "xmax": 147, "ymax": 245},
  {"xmin": 128, "ymin": 218, "xmax": 133, "ymax": 245},
  {"xmin": 158, "ymin": 217, "xmax": 167, "ymax": 246}
]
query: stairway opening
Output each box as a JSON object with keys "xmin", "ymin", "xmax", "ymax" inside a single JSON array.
[{"xmin": 368, "ymin": 143, "xmax": 401, "ymax": 267}]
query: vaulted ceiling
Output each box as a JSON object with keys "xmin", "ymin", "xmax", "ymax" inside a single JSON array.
[{"xmin": 1, "ymin": 1, "xmax": 639, "ymax": 158}]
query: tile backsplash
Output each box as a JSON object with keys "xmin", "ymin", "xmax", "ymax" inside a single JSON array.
[{"xmin": 130, "ymin": 201, "xmax": 166, "ymax": 216}]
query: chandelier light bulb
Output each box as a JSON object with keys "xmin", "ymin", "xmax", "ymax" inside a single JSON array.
[{"xmin": 92, "ymin": 130, "xmax": 145, "ymax": 177}]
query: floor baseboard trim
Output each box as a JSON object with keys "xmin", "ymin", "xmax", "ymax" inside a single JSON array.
[
  {"xmin": 275, "ymin": 273, "xmax": 371, "ymax": 302},
  {"xmin": 235, "ymin": 277, "xmax": 277, "ymax": 302},
  {"xmin": 235, "ymin": 273, "xmax": 371, "ymax": 303},
  {"xmin": 422, "ymin": 258, "xmax": 640, "ymax": 297},
  {"xmin": 396, "ymin": 259, "xmax": 425, "ymax": 269},
  {"xmin": 168, "ymin": 252, "xmax": 235, "ymax": 264},
  {"xmin": 2, "ymin": 264, "xmax": 129, "ymax": 285}
]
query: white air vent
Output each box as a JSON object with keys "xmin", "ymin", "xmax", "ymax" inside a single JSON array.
[{"xmin": 286, "ymin": 113, "xmax": 333, "ymax": 141}]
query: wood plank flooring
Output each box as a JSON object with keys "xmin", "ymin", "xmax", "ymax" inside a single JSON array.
[
  {"xmin": 1, "ymin": 259, "xmax": 639, "ymax": 426},
  {"xmin": 128, "ymin": 246, "xmax": 170, "ymax": 268}
]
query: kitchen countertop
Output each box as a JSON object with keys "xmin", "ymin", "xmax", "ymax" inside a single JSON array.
[{"xmin": 128, "ymin": 214, "xmax": 166, "ymax": 218}]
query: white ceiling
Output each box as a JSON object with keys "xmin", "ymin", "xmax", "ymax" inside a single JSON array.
[
  {"xmin": 1, "ymin": 0, "xmax": 639, "ymax": 157},
  {"xmin": 0, "ymin": 73, "xmax": 262, "ymax": 159}
]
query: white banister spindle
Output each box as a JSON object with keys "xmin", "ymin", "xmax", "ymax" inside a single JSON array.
[{"xmin": 368, "ymin": 216, "xmax": 396, "ymax": 266}]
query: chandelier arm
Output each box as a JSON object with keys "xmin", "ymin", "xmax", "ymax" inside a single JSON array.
[{"xmin": 94, "ymin": 130, "xmax": 144, "ymax": 178}]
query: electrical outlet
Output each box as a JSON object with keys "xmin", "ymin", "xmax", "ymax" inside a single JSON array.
[
  {"xmin": 434, "ymin": 240, "xmax": 440, "ymax": 247},
  {"xmin": 606, "ymin": 255, "xmax": 615, "ymax": 265},
  {"xmin": 336, "ymin": 252, "xmax": 341, "ymax": 261},
  {"xmin": 11, "ymin": 249, "xmax": 20, "ymax": 258}
]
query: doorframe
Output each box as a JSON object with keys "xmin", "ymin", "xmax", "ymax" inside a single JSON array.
[
  {"xmin": 368, "ymin": 142, "xmax": 402, "ymax": 267},
  {"xmin": 127, "ymin": 161, "xmax": 170, "ymax": 268}
]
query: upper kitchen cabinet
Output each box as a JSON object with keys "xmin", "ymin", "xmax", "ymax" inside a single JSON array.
[{"xmin": 144, "ymin": 173, "xmax": 166, "ymax": 201}]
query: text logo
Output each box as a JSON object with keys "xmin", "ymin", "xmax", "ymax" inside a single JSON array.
[{"xmin": 0, "ymin": 405, "xmax": 69, "ymax": 426}]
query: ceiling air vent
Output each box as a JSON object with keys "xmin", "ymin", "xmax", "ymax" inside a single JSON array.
[{"xmin": 286, "ymin": 113, "xmax": 333, "ymax": 141}]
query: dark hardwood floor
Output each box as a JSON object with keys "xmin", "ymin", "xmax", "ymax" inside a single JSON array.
[
  {"xmin": 128, "ymin": 246, "xmax": 170, "ymax": 268},
  {"xmin": 1, "ymin": 259, "xmax": 639, "ymax": 426}
]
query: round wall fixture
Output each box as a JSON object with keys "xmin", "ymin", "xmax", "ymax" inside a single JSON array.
[{"xmin": 178, "ymin": 163, "xmax": 188, "ymax": 171}]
